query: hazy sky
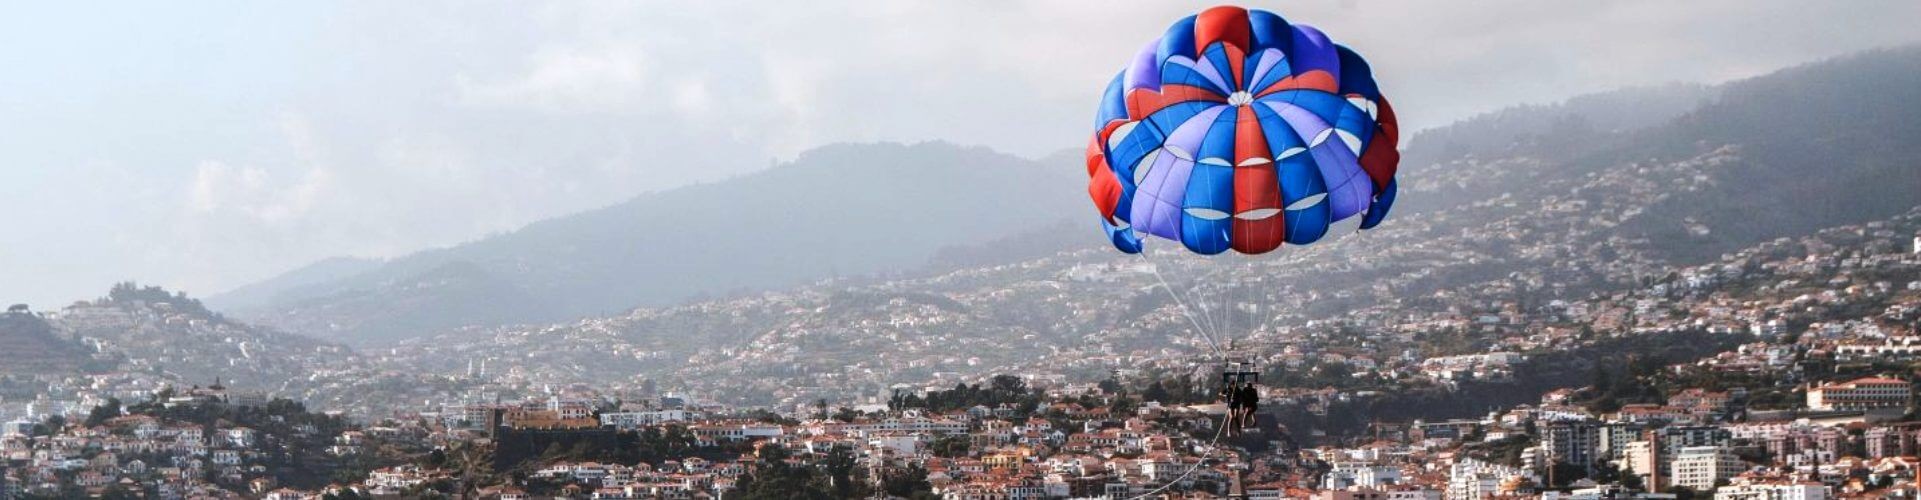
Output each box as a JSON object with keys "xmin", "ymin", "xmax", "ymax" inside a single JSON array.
[{"xmin": 3, "ymin": 1, "xmax": 1918, "ymax": 307}]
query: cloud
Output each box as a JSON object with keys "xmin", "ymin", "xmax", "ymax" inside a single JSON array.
[
  {"xmin": 187, "ymin": 161, "xmax": 332, "ymax": 223},
  {"xmin": 456, "ymin": 43, "xmax": 651, "ymax": 113}
]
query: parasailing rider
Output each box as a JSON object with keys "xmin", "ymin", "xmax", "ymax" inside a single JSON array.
[{"xmin": 1236, "ymin": 381, "xmax": 1260, "ymax": 430}]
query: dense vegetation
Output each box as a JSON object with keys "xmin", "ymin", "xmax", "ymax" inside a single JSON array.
[
  {"xmin": 493, "ymin": 425, "xmax": 754, "ymax": 473},
  {"xmin": 889, "ymin": 374, "xmax": 1043, "ymax": 415},
  {"xmin": 1270, "ymin": 330, "xmax": 1749, "ymax": 444},
  {"xmin": 103, "ymin": 281, "xmax": 220, "ymax": 319},
  {"xmin": 124, "ymin": 395, "xmax": 358, "ymax": 489}
]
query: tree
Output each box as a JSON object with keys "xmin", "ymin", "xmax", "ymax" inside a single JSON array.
[
  {"xmin": 99, "ymin": 484, "xmax": 140, "ymax": 500},
  {"xmin": 930, "ymin": 436, "xmax": 970, "ymax": 458},
  {"xmin": 990, "ymin": 374, "xmax": 1027, "ymax": 397},
  {"xmin": 37, "ymin": 415, "xmax": 66, "ymax": 436},
  {"xmin": 882, "ymin": 464, "xmax": 935, "ymax": 498},
  {"xmin": 1143, "ymin": 381, "xmax": 1171, "ymax": 403},
  {"xmin": 731, "ymin": 445, "xmax": 840, "ymax": 500},
  {"xmin": 322, "ymin": 488, "xmax": 368, "ymax": 500},
  {"xmin": 86, "ymin": 397, "xmax": 123, "ymax": 427},
  {"xmin": 1591, "ymin": 365, "xmax": 1614, "ymax": 394},
  {"xmin": 822, "ymin": 447, "xmax": 869, "ymax": 498}
]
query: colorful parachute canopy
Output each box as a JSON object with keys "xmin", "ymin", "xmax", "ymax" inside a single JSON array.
[{"xmin": 1086, "ymin": 5, "xmax": 1400, "ymax": 255}]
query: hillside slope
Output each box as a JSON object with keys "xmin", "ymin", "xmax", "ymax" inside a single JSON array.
[
  {"xmin": 0, "ymin": 309, "xmax": 94, "ymax": 374},
  {"xmin": 220, "ymin": 142, "xmax": 1085, "ymax": 345},
  {"xmin": 356, "ymin": 47, "xmax": 1921, "ymax": 407}
]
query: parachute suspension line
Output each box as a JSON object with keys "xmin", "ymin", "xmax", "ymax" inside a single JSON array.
[
  {"xmin": 1126, "ymin": 252, "xmax": 1234, "ymax": 500},
  {"xmin": 1087, "ymin": 5, "xmax": 1402, "ymax": 497},
  {"xmin": 1203, "ymin": 270, "xmax": 1227, "ymax": 343},
  {"xmin": 1226, "ymin": 277, "xmax": 1238, "ymax": 345},
  {"xmin": 1124, "ymin": 412, "xmax": 1228, "ymax": 500},
  {"xmin": 1138, "ymin": 252, "xmax": 1226, "ymax": 357},
  {"xmin": 1175, "ymin": 265, "xmax": 1222, "ymax": 345},
  {"xmin": 1187, "ymin": 265, "xmax": 1231, "ymax": 349}
]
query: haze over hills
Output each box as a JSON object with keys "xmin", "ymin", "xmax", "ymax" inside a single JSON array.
[
  {"xmin": 327, "ymin": 47, "xmax": 1921, "ymax": 409},
  {"xmin": 213, "ymin": 142, "xmax": 1087, "ymax": 345},
  {"xmin": 13, "ymin": 3, "xmax": 1921, "ymax": 494},
  {"xmin": 0, "ymin": 308, "xmax": 95, "ymax": 375},
  {"xmin": 211, "ymin": 48, "xmax": 1921, "ymax": 349},
  {"xmin": 9, "ymin": 47, "xmax": 1919, "ymax": 418}
]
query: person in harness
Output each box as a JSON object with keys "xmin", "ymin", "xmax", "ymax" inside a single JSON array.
[
  {"xmin": 1236, "ymin": 382, "xmax": 1260, "ymax": 430},
  {"xmin": 1221, "ymin": 380, "xmax": 1244, "ymax": 437}
]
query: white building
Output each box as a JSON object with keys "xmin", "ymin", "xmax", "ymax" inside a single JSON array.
[
  {"xmin": 599, "ymin": 409, "xmax": 690, "ymax": 430},
  {"xmin": 1541, "ymin": 419, "xmax": 1602, "ymax": 467},
  {"xmin": 868, "ymin": 434, "xmax": 920, "ymax": 457},
  {"xmin": 1322, "ymin": 462, "xmax": 1403, "ymax": 490},
  {"xmin": 1714, "ymin": 482, "xmax": 1827, "ymax": 500},
  {"xmin": 1618, "ymin": 440, "xmax": 1658, "ymax": 487},
  {"xmin": 0, "ymin": 420, "xmax": 32, "ymax": 437},
  {"xmin": 1447, "ymin": 458, "xmax": 1533, "ymax": 500},
  {"xmin": 825, "ymin": 417, "xmax": 967, "ymax": 436},
  {"xmin": 691, "ymin": 423, "xmax": 784, "ymax": 442},
  {"xmin": 1805, "ymin": 377, "xmax": 1910, "ymax": 411},
  {"xmin": 1670, "ymin": 446, "xmax": 1744, "ymax": 491}
]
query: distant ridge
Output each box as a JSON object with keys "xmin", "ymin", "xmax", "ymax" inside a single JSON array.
[
  {"xmin": 216, "ymin": 141, "xmax": 1085, "ymax": 345},
  {"xmin": 214, "ymin": 47, "xmax": 1921, "ymax": 347},
  {"xmin": 0, "ymin": 309, "xmax": 92, "ymax": 375}
]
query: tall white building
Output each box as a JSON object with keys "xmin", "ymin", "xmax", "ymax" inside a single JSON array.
[
  {"xmin": 1540, "ymin": 419, "xmax": 1602, "ymax": 467},
  {"xmin": 1671, "ymin": 446, "xmax": 1744, "ymax": 491},
  {"xmin": 1447, "ymin": 458, "xmax": 1533, "ymax": 500},
  {"xmin": 1618, "ymin": 440, "xmax": 1659, "ymax": 488},
  {"xmin": 1597, "ymin": 422, "xmax": 1645, "ymax": 460}
]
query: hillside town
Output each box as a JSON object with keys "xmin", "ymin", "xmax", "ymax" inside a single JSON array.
[
  {"xmin": 5, "ymin": 53, "xmax": 1921, "ymax": 498},
  {"xmin": 5, "ymin": 2, "xmax": 1921, "ymax": 498},
  {"xmin": 7, "ymin": 351, "xmax": 1921, "ymax": 499},
  {"xmin": 6, "ymin": 168, "xmax": 1921, "ymax": 498}
]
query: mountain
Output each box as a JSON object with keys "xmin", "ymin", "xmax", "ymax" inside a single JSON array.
[
  {"xmin": 218, "ymin": 141, "xmax": 1086, "ymax": 345},
  {"xmin": 204, "ymin": 256, "xmax": 382, "ymax": 312},
  {"xmin": 1615, "ymin": 48, "xmax": 1921, "ymax": 262},
  {"xmin": 1393, "ymin": 82, "xmax": 1718, "ymax": 216},
  {"xmin": 346, "ymin": 47, "xmax": 1921, "ymax": 409},
  {"xmin": 51, "ymin": 283, "xmax": 366, "ymax": 395},
  {"xmin": 218, "ymin": 47, "xmax": 1921, "ymax": 355},
  {"xmin": 0, "ymin": 308, "xmax": 94, "ymax": 375},
  {"xmin": 1393, "ymin": 47, "xmax": 1921, "ymax": 264}
]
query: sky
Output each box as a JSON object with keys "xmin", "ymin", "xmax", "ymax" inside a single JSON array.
[{"xmin": 2, "ymin": 1, "xmax": 1918, "ymax": 307}]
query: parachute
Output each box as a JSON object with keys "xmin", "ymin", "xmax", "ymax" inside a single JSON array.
[{"xmin": 1085, "ymin": 5, "xmax": 1400, "ymax": 255}]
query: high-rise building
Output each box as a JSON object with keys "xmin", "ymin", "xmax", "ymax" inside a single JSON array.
[
  {"xmin": 1619, "ymin": 440, "xmax": 1659, "ymax": 489},
  {"xmin": 1597, "ymin": 422, "xmax": 1646, "ymax": 460},
  {"xmin": 1447, "ymin": 459, "xmax": 1534, "ymax": 500},
  {"xmin": 1671, "ymin": 446, "xmax": 1744, "ymax": 491},
  {"xmin": 1661, "ymin": 426, "xmax": 1733, "ymax": 456},
  {"xmin": 1540, "ymin": 419, "xmax": 1602, "ymax": 467}
]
